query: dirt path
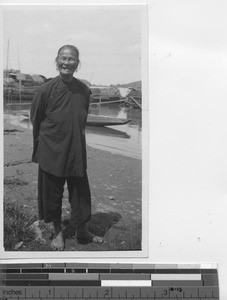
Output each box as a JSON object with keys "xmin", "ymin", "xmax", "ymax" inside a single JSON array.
[{"xmin": 4, "ymin": 117, "xmax": 142, "ymax": 252}]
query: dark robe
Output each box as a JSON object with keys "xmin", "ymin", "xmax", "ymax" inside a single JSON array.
[{"xmin": 30, "ymin": 76, "xmax": 91, "ymax": 178}]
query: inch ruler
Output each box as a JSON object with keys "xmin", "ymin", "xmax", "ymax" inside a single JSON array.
[{"xmin": 0, "ymin": 263, "xmax": 219, "ymax": 299}]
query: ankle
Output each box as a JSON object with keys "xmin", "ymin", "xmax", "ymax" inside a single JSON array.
[
  {"xmin": 77, "ymin": 223, "xmax": 87, "ymax": 231},
  {"xmin": 53, "ymin": 219, "xmax": 62, "ymax": 236}
]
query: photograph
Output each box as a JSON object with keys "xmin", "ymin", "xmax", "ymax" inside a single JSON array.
[{"xmin": 2, "ymin": 4, "xmax": 148, "ymax": 256}]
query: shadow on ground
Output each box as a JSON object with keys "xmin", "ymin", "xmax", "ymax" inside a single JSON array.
[{"xmin": 63, "ymin": 211, "xmax": 121, "ymax": 239}]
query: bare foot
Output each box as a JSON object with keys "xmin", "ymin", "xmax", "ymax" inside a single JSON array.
[
  {"xmin": 30, "ymin": 220, "xmax": 46, "ymax": 244},
  {"xmin": 77, "ymin": 226, "xmax": 103, "ymax": 244},
  {"xmin": 51, "ymin": 231, "xmax": 64, "ymax": 251}
]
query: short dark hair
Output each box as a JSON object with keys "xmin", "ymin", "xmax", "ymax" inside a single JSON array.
[{"xmin": 55, "ymin": 45, "xmax": 81, "ymax": 69}]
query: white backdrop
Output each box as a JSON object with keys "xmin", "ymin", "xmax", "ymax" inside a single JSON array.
[{"xmin": 150, "ymin": 0, "xmax": 227, "ymax": 298}]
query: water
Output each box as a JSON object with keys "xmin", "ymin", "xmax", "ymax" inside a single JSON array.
[{"xmin": 4, "ymin": 103, "xmax": 142, "ymax": 159}]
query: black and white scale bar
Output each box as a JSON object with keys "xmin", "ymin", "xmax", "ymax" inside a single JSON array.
[
  {"xmin": 0, "ymin": 273, "xmax": 218, "ymax": 286},
  {"xmin": 0, "ymin": 286, "xmax": 219, "ymax": 299},
  {"xmin": 0, "ymin": 263, "xmax": 219, "ymax": 299},
  {"xmin": 0, "ymin": 263, "xmax": 218, "ymax": 273}
]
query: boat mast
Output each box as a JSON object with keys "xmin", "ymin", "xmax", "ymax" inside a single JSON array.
[
  {"xmin": 17, "ymin": 42, "xmax": 22, "ymax": 103},
  {"xmin": 17, "ymin": 42, "xmax": 20, "ymax": 71},
  {"xmin": 6, "ymin": 39, "xmax": 11, "ymax": 103},
  {"xmin": 6, "ymin": 39, "xmax": 9, "ymax": 70}
]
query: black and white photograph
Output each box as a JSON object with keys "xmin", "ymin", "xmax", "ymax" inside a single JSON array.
[{"xmin": 1, "ymin": 4, "xmax": 148, "ymax": 256}]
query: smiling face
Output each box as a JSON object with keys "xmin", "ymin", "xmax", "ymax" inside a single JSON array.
[{"xmin": 56, "ymin": 48, "xmax": 79, "ymax": 81}]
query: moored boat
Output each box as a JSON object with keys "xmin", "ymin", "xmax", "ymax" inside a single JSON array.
[
  {"xmin": 4, "ymin": 109, "xmax": 131, "ymax": 127},
  {"xmin": 87, "ymin": 114, "xmax": 131, "ymax": 126}
]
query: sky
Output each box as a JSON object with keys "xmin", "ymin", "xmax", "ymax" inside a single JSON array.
[{"xmin": 2, "ymin": 5, "xmax": 144, "ymax": 85}]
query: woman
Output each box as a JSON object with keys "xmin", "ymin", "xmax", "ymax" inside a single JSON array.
[{"xmin": 30, "ymin": 45, "xmax": 103, "ymax": 250}]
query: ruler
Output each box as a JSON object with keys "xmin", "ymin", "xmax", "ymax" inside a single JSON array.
[{"xmin": 0, "ymin": 263, "xmax": 219, "ymax": 299}]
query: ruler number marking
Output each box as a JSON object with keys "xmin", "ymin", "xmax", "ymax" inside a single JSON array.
[{"xmin": 163, "ymin": 289, "xmax": 168, "ymax": 297}]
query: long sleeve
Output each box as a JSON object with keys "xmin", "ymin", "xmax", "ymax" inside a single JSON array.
[
  {"xmin": 85, "ymin": 88, "xmax": 92, "ymax": 114},
  {"xmin": 30, "ymin": 87, "xmax": 46, "ymax": 162}
]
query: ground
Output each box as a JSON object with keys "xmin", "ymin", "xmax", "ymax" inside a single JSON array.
[{"xmin": 4, "ymin": 116, "xmax": 142, "ymax": 252}]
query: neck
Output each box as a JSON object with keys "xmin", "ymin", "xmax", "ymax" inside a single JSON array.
[{"xmin": 60, "ymin": 74, "xmax": 74, "ymax": 83}]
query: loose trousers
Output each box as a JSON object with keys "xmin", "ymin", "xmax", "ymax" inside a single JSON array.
[{"xmin": 38, "ymin": 166, "xmax": 91, "ymax": 228}]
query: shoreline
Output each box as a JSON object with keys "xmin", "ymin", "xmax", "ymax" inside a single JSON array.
[
  {"xmin": 4, "ymin": 116, "xmax": 142, "ymax": 251},
  {"xmin": 4, "ymin": 111, "xmax": 142, "ymax": 160}
]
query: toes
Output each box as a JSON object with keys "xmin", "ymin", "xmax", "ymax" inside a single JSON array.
[
  {"xmin": 51, "ymin": 243, "xmax": 64, "ymax": 251},
  {"xmin": 92, "ymin": 236, "xmax": 104, "ymax": 244},
  {"xmin": 51, "ymin": 231, "xmax": 64, "ymax": 251},
  {"xmin": 77, "ymin": 231, "xmax": 103, "ymax": 244},
  {"xmin": 51, "ymin": 242, "xmax": 64, "ymax": 251}
]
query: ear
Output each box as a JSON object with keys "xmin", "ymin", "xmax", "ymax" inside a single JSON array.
[
  {"xmin": 76, "ymin": 59, "xmax": 80, "ymax": 70},
  {"xmin": 55, "ymin": 58, "xmax": 60, "ymax": 71}
]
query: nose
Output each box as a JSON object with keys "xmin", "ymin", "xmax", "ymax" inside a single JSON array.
[{"xmin": 63, "ymin": 59, "xmax": 70, "ymax": 65}]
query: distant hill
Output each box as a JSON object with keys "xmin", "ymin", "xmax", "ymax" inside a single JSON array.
[{"xmin": 116, "ymin": 81, "xmax": 141, "ymax": 90}]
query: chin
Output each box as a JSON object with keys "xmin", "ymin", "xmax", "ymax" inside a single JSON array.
[{"xmin": 60, "ymin": 71, "xmax": 73, "ymax": 76}]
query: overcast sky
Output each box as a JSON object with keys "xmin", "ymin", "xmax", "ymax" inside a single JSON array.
[{"xmin": 3, "ymin": 5, "xmax": 144, "ymax": 85}]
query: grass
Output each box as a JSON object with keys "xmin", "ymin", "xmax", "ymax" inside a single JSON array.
[
  {"xmin": 4, "ymin": 201, "xmax": 37, "ymax": 251},
  {"xmin": 4, "ymin": 177, "xmax": 28, "ymax": 186}
]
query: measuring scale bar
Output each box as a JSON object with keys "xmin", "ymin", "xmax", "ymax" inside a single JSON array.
[{"xmin": 0, "ymin": 263, "xmax": 219, "ymax": 300}]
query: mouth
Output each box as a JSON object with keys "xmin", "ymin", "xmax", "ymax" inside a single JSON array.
[{"xmin": 61, "ymin": 67, "xmax": 72, "ymax": 72}]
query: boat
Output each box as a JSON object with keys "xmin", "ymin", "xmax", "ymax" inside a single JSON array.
[
  {"xmin": 5, "ymin": 109, "xmax": 131, "ymax": 127},
  {"xmin": 90, "ymin": 86, "xmax": 121, "ymax": 103},
  {"xmin": 87, "ymin": 114, "xmax": 131, "ymax": 127}
]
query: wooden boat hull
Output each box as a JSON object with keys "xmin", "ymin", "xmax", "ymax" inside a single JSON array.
[
  {"xmin": 87, "ymin": 114, "xmax": 131, "ymax": 126},
  {"xmin": 4, "ymin": 109, "xmax": 131, "ymax": 127}
]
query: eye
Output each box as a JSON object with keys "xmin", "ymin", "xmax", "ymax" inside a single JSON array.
[
  {"xmin": 69, "ymin": 58, "xmax": 76, "ymax": 62},
  {"xmin": 59, "ymin": 56, "xmax": 77, "ymax": 63}
]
